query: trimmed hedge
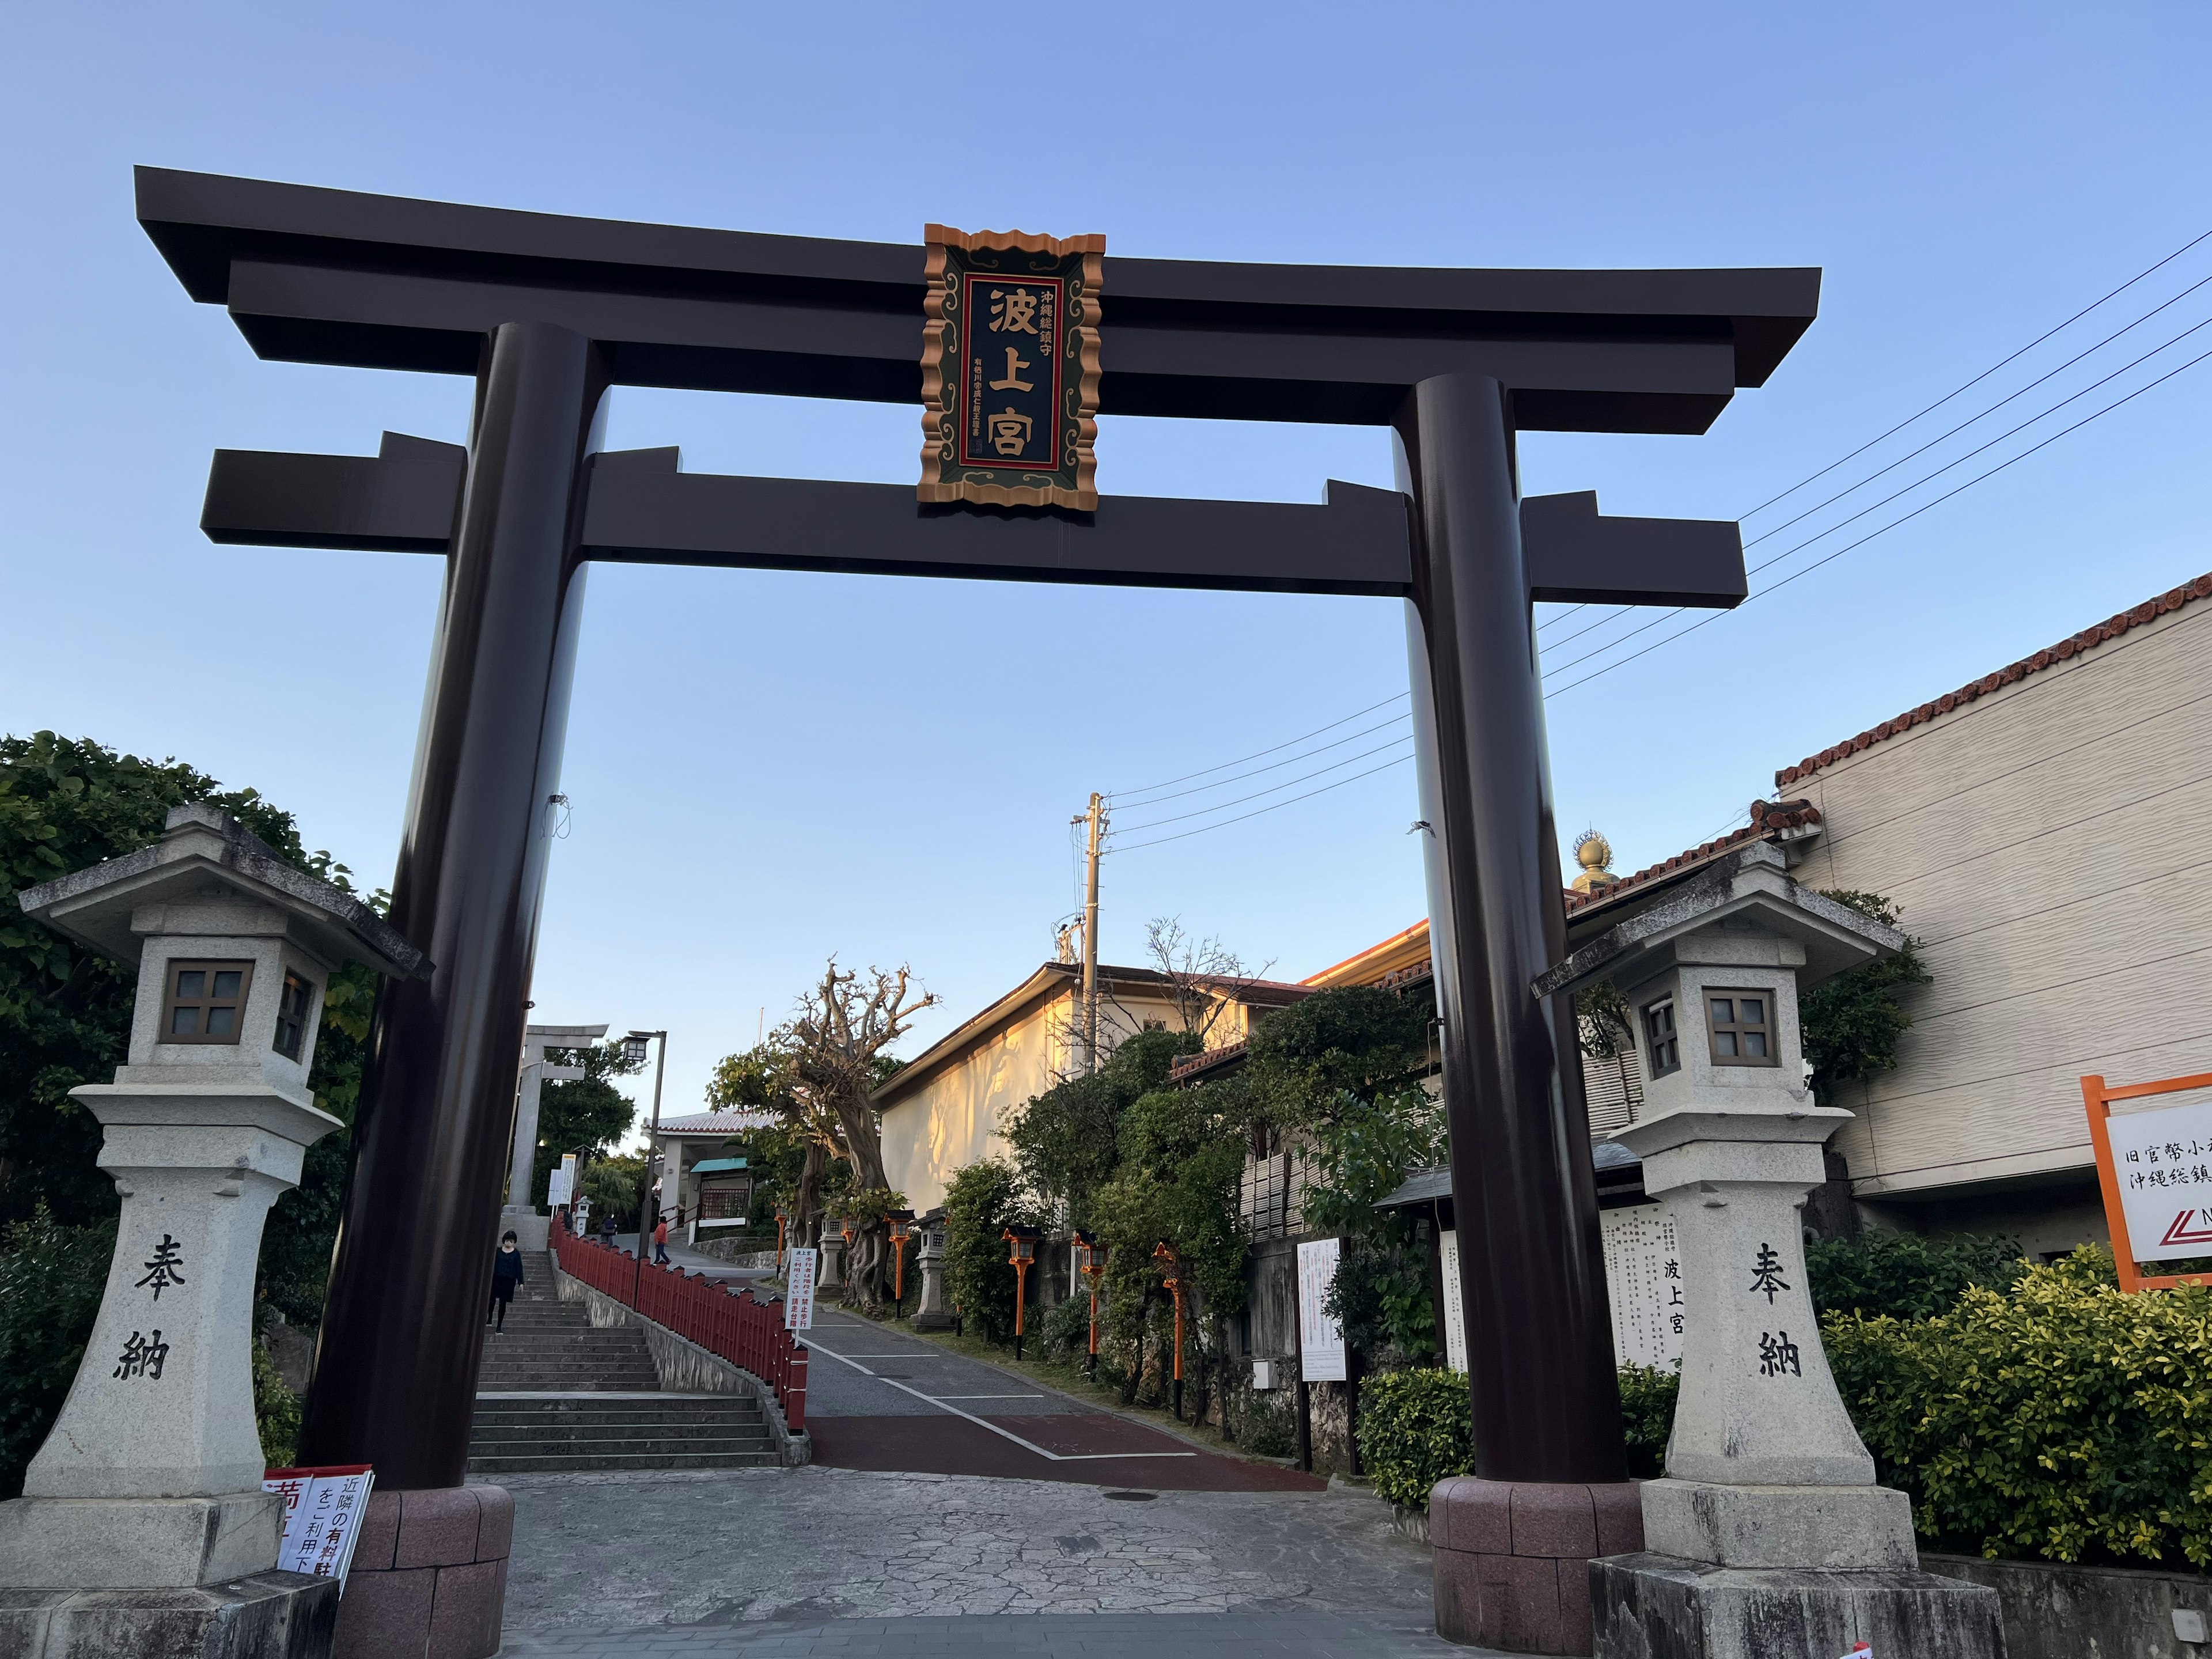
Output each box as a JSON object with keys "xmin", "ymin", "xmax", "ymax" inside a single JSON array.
[
  {"xmin": 1355, "ymin": 1367, "xmax": 1475, "ymax": 1508},
  {"xmin": 1827, "ymin": 1246, "xmax": 2212, "ymax": 1567}
]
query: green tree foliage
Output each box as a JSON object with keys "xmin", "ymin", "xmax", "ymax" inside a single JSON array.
[
  {"xmin": 579, "ymin": 1153, "xmax": 646, "ymax": 1231},
  {"xmin": 1806, "ymin": 1230, "xmax": 2028, "ymax": 1321},
  {"xmin": 1256, "ymin": 984, "xmax": 1442, "ymax": 1363},
  {"xmin": 252, "ymin": 1335, "xmax": 301, "ymax": 1470},
  {"xmin": 1801, "ymin": 891, "xmax": 1932, "ymax": 1101},
  {"xmin": 1616, "ymin": 1363, "xmax": 1681, "ymax": 1479},
  {"xmin": 942, "ymin": 1160, "xmax": 1033, "ymax": 1344},
  {"xmin": 527, "ymin": 1039, "xmax": 646, "ymax": 1213},
  {"xmin": 1824, "ymin": 1247, "xmax": 2212, "ymax": 1566},
  {"xmin": 1003, "ymin": 1026, "xmax": 1198, "ymax": 1230},
  {"xmin": 703, "ymin": 1045, "xmax": 809, "ymax": 1226},
  {"xmin": 0, "ymin": 1205, "xmax": 115, "ymax": 1497}
]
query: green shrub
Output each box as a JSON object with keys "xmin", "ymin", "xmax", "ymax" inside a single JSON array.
[
  {"xmin": 1242, "ymin": 1394, "xmax": 1296, "ymax": 1458},
  {"xmin": 0, "ymin": 1206, "xmax": 115, "ymax": 1498},
  {"xmin": 253, "ymin": 1337, "xmax": 301, "ymax": 1470},
  {"xmin": 1808, "ymin": 1229, "xmax": 2028, "ymax": 1321},
  {"xmin": 1825, "ymin": 1245, "xmax": 2212, "ymax": 1566},
  {"xmin": 1355, "ymin": 1367, "xmax": 1474, "ymax": 1509},
  {"xmin": 942, "ymin": 1161, "xmax": 1028, "ymax": 1344},
  {"xmin": 1040, "ymin": 1291, "xmax": 1093, "ymax": 1364},
  {"xmin": 1616, "ymin": 1364, "xmax": 1680, "ymax": 1478}
]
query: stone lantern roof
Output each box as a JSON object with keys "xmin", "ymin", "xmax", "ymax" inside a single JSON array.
[
  {"xmin": 1533, "ymin": 839, "xmax": 1902, "ymax": 1002},
  {"xmin": 17, "ymin": 802, "xmax": 427, "ymax": 980}
]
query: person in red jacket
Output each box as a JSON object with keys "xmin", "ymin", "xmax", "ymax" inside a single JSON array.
[{"xmin": 653, "ymin": 1214, "xmax": 671, "ymax": 1266}]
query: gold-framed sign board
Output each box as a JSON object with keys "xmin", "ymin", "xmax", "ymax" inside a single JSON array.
[{"xmin": 919, "ymin": 224, "xmax": 1104, "ymax": 511}]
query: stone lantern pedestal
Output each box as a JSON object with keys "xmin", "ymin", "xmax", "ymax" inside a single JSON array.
[
  {"xmin": 1535, "ymin": 842, "xmax": 2005, "ymax": 1659},
  {"xmin": 0, "ymin": 806, "xmax": 427, "ymax": 1659},
  {"xmin": 912, "ymin": 1213, "xmax": 953, "ymax": 1330}
]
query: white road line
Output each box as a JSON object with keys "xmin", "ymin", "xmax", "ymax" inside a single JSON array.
[
  {"xmin": 797, "ymin": 1339, "xmax": 1195, "ymax": 1463},
  {"xmin": 927, "ymin": 1393, "xmax": 1047, "ymax": 1401}
]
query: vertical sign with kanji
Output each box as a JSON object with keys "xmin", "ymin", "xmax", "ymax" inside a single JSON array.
[
  {"xmin": 919, "ymin": 224, "xmax": 1104, "ymax": 510},
  {"xmin": 1599, "ymin": 1203, "xmax": 1684, "ymax": 1370},
  {"xmin": 784, "ymin": 1245, "xmax": 817, "ymax": 1331},
  {"xmin": 1297, "ymin": 1238, "xmax": 1348, "ymax": 1383},
  {"xmin": 263, "ymin": 1463, "xmax": 376, "ymax": 1589}
]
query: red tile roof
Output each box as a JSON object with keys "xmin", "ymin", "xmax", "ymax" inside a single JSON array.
[
  {"xmin": 1775, "ymin": 571, "xmax": 2212, "ymax": 787},
  {"xmin": 1561, "ymin": 798, "xmax": 1822, "ymax": 919}
]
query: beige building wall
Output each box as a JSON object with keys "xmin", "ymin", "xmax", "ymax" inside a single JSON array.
[
  {"xmin": 1782, "ymin": 596, "xmax": 2212, "ymax": 1236},
  {"xmin": 879, "ymin": 981, "xmax": 1192, "ymax": 1213}
]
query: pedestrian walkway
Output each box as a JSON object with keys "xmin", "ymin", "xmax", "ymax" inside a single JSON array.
[
  {"xmin": 468, "ymin": 1251, "xmax": 775, "ymax": 1474},
  {"xmin": 489, "ymin": 1465, "xmax": 1475, "ymax": 1654},
  {"xmin": 796, "ymin": 1304, "xmax": 1316, "ymax": 1491},
  {"xmin": 503, "ymin": 1609, "xmax": 1480, "ymax": 1658}
]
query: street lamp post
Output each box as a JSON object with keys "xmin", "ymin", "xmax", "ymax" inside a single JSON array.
[
  {"xmin": 1075, "ymin": 1232, "xmax": 1109, "ymax": 1377},
  {"xmin": 885, "ymin": 1211, "xmax": 915, "ymax": 1319},
  {"xmin": 624, "ymin": 1029, "xmax": 668, "ymax": 1304},
  {"xmin": 1003, "ymin": 1226, "xmax": 1041, "ymax": 1361},
  {"xmin": 1153, "ymin": 1242, "xmax": 1187, "ymax": 1421}
]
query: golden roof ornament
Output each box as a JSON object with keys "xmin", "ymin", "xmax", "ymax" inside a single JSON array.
[{"xmin": 1571, "ymin": 829, "xmax": 1617, "ymax": 894}]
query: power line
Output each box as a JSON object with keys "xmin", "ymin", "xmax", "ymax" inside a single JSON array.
[
  {"xmin": 1742, "ymin": 270, "xmax": 2212, "ymax": 555},
  {"xmin": 1108, "ymin": 753, "xmax": 1419, "ymax": 853},
  {"xmin": 1102, "ymin": 709, "xmax": 1412, "ymax": 810},
  {"xmin": 1743, "ymin": 312, "xmax": 2212, "ymax": 577},
  {"xmin": 1108, "ymin": 732, "xmax": 1418, "ymax": 834},
  {"xmin": 1543, "ymin": 339, "xmax": 2212, "ymax": 701},
  {"xmin": 1737, "ymin": 224, "xmax": 2212, "ymax": 521},
  {"xmin": 1105, "ymin": 690, "xmax": 1409, "ymax": 801}
]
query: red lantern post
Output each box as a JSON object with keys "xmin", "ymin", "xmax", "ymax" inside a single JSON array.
[
  {"xmin": 1153, "ymin": 1242, "xmax": 1187, "ymax": 1420},
  {"xmin": 1003, "ymin": 1225, "xmax": 1041, "ymax": 1360},
  {"xmin": 1075, "ymin": 1230, "xmax": 1109, "ymax": 1377},
  {"xmin": 885, "ymin": 1210, "xmax": 915, "ymax": 1318}
]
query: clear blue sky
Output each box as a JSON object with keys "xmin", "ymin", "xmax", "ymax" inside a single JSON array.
[{"xmin": 3, "ymin": 4, "xmax": 2207, "ymax": 1141}]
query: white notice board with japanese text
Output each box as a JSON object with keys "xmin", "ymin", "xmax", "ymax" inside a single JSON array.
[
  {"xmin": 1438, "ymin": 1229, "xmax": 1468, "ymax": 1373},
  {"xmin": 1297, "ymin": 1237, "xmax": 1347, "ymax": 1382},
  {"xmin": 2101, "ymin": 1094, "xmax": 2212, "ymax": 1264},
  {"xmin": 784, "ymin": 1246, "xmax": 817, "ymax": 1330},
  {"xmin": 263, "ymin": 1463, "xmax": 375, "ymax": 1589},
  {"xmin": 1600, "ymin": 1203, "xmax": 1684, "ymax": 1372}
]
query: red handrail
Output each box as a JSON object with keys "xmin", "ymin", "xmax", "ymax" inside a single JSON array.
[{"xmin": 550, "ymin": 1222, "xmax": 807, "ymax": 1431}]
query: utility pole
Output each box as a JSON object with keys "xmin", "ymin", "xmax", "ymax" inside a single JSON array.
[{"xmin": 1079, "ymin": 792, "xmax": 1105, "ymax": 1074}]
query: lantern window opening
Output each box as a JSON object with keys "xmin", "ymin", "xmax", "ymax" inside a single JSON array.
[
  {"xmin": 1706, "ymin": 990, "xmax": 1777, "ymax": 1067},
  {"xmin": 272, "ymin": 968, "xmax": 313, "ymax": 1061},
  {"xmin": 162, "ymin": 958, "xmax": 255, "ymax": 1045},
  {"xmin": 1642, "ymin": 997, "xmax": 1680, "ymax": 1079}
]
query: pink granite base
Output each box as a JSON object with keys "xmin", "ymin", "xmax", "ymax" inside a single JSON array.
[
  {"xmin": 1430, "ymin": 1476, "xmax": 1644, "ymax": 1656},
  {"xmin": 332, "ymin": 1486, "xmax": 512, "ymax": 1659}
]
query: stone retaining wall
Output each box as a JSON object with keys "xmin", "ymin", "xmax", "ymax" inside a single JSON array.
[{"xmin": 1922, "ymin": 1551, "xmax": 2212, "ymax": 1659}]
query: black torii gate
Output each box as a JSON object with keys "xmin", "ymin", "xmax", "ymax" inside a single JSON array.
[{"xmin": 137, "ymin": 168, "xmax": 1815, "ymax": 1518}]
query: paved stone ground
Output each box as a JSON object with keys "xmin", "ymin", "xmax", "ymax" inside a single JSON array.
[{"xmin": 491, "ymin": 1464, "xmax": 1479, "ymax": 1657}]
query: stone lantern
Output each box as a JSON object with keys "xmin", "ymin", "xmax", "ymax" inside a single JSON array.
[
  {"xmin": 1535, "ymin": 840, "xmax": 2002, "ymax": 1657},
  {"xmin": 0, "ymin": 806, "xmax": 426, "ymax": 1646},
  {"xmin": 912, "ymin": 1209, "xmax": 953, "ymax": 1331},
  {"xmin": 817, "ymin": 1215, "xmax": 849, "ymax": 1294}
]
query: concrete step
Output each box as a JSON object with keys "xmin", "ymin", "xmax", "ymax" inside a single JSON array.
[
  {"xmin": 468, "ymin": 1429, "xmax": 771, "ymax": 1455},
  {"xmin": 464, "ymin": 1448, "xmax": 779, "ymax": 1473},
  {"xmin": 476, "ymin": 1372, "xmax": 663, "ymax": 1389},
  {"xmin": 474, "ymin": 1395, "xmax": 763, "ymax": 1418}
]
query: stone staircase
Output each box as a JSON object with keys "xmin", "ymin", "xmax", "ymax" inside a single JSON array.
[{"xmin": 467, "ymin": 1251, "xmax": 779, "ymax": 1474}]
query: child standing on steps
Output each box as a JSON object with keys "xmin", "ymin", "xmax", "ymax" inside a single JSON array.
[{"xmin": 489, "ymin": 1229, "xmax": 524, "ymax": 1332}]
